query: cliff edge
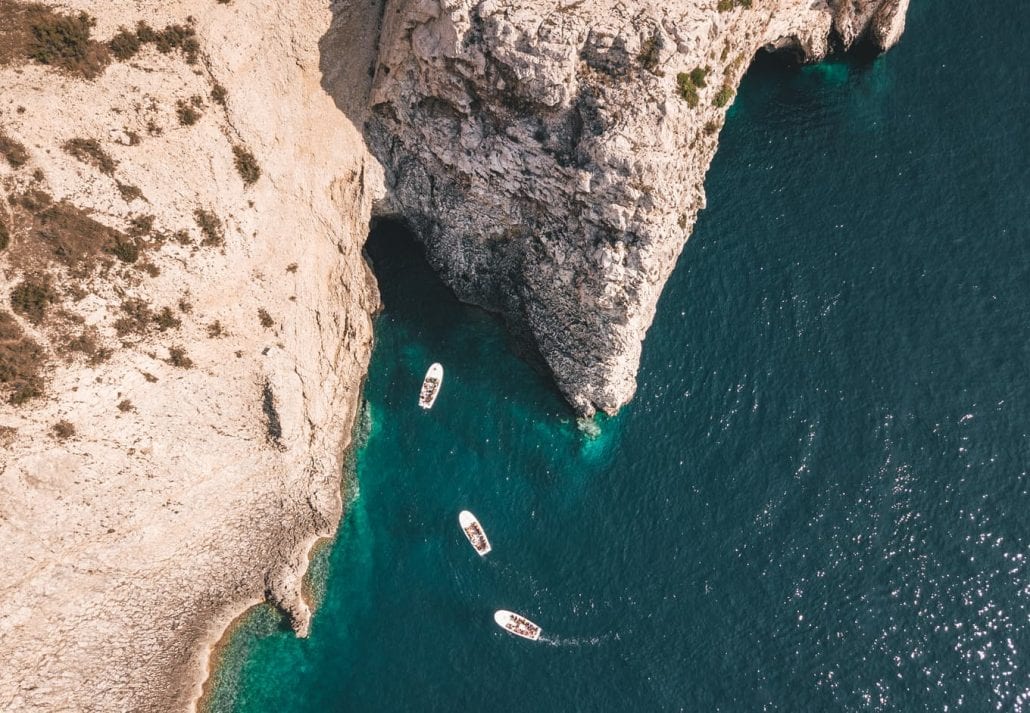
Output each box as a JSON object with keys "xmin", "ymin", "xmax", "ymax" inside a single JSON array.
[
  {"xmin": 367, "ymin": 0, "xmax": 908, "ymax": 414},
  {"xmin": 0, "ymin": 1, "xmax": 381, "ymax": 710}
]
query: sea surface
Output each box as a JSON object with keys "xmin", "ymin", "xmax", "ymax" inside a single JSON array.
[{"xmin": 206, "ymin": 1, "xmax": 1029, "ymax": 710}]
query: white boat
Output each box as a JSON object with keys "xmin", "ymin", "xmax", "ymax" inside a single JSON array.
[
  {"xmin": 494, "ymin": 609, "xmax": 542, "ymax": 641},
  {"xmin": 459, "ymin": 510, "xmax": 491, "ymax": 556},
  {"xmin": 418, "ymin": 363, "xmax": 443, "ymax": 409}
]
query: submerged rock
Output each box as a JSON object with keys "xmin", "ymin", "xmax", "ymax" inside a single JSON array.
[{"xmin": 368, "ymin": 0, "xmax": 908, "ymax": 414}]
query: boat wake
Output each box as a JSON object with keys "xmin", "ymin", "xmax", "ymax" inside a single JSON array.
[{"xmin": 539, "ymin": 631, "xmax": 621, "ymax": 647}]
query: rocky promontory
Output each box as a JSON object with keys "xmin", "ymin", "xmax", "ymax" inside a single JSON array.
[{"xmin": 368, "ymin": 0, "xmax": 908, "ymax": 414}]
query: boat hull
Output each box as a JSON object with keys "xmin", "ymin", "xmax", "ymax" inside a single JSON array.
[
  {"xmin": 494, "ymin": 609, "xmax": 541, "ymax": 641},
  {"xmin": 459, "ymin": 510, "xmax": 491, "ymax": 556},
  {"xmin": 418, "ymin": 363, "xmax": 443, "ymax": 409}
]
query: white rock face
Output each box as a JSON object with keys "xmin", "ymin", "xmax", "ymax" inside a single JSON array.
[
  {"xmin": 368, "ymin": 0, "xmax": 908, "ymax": 414},
  {"xmin": 0, "ymin": 0, "xmax": 382, "ymax": 710}
]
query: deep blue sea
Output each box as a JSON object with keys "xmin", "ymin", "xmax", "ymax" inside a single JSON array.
[{"xmin": 206, "ymin": 1, "xmax": 1030, "ymax": 710}]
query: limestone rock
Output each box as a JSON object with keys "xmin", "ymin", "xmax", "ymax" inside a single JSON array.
[
  {"xmin": 0, "ymin": 1, "xmax": 382, "ymax": 710},
  {"xmin": 368, "ymin": 0, "xmax": 909, "ymax": 414}
]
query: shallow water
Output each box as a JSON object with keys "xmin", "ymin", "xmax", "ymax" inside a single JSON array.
[{"xmin": 206, "ymin": 1, "xmax": 1030, "ymax": 709}]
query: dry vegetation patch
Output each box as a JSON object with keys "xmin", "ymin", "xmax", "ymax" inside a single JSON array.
[
  {"xmin": 0, "ymin": 132, "xmax": 30, "ymax": 168},
  {"xmin": 0, "ymin": 2, "xmax": 110, "ymax": 79},
  {"xmin": 107, "ymin": 20, "xmax": 200, "ymax": 64},
  {"xmin": 194, "ymin": 208, "xmax": 223, "ymax": 246},
  {"xmin": 5, "ymin": 189, "xmax": 138, "ymax": 274},
  {"xmin": 51, "ymin": 419, "xmax": 75, "ymax": 438},
  {"xmin": 232, "ymin": 145, "xmax": 261, "ymax": 185},
  {"xmin": 113, "ymin": 299, "xmax": 182, "ymax": 337},
  {"xmin": 166, "ymin": 345, "xmax": 193, "ymax": 369},
  {"xmin": 64, "ymin": 327, "xmax": 110, "ymax": 363},
  {"xmin": 116, "ymin": 182, "xmax": 145, "ymax": 202},
  {"xmin": 0, "ymin": 309, "xmax": 46, "ymax": 405},
  {"xmin": 10, "ymin": 276, "xmax": 57, "ymax": 323},
  {"xmin": 63, "ymin": 137, "xmax": 117, "ymax": 175}
]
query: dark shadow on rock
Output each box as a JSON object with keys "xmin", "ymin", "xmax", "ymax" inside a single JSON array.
[{"xmin": 317, "ymin": 0, "xmax": 388, "ymax": 127}]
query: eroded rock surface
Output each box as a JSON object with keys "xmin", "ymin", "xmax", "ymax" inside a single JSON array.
[
  {"xmin": 368, "ymin": 0, "xmax": 908, "ymax": 414},
  {"xmin": 0, "ymin": 1, "xmax": 381, "ymax": 710}
]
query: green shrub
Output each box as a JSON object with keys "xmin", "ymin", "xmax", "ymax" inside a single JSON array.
[
  {"xmin": 154, "ymin": 24, "xmax": 199, "ymax": 64},
  {"xmin": 134, "ymin": 21, "xmax": 157, "ymax": 44},
  {"xmin": 689, "ymin": 66, "xmax": 709, "ymax": 88},
  {"xmin": 10, "ymin": 277, "xmax": 57, "ymax": 324},
  {"xmin": 106, "ymin": 21, "xmax": 200, "ymax": 65},
  {"xmin": 118, "ymin": 399, "xmax": 134, "ymax": 412},
  {"xmin": 676, "ymin": 72, "xmax": 699, "ymax": 107},
  {"xmin": 117, "ymin": 182, "xmax": 144, "ymax": 202},
  {"xmin": 257, "ymin": 308, "xmax": 274, "ymax": 329},
  {"xmin": 233, "ymin": 145, "xmax": 261, "ymax": 185},
  {"xmin": 713, "ymin": 84, "xmax": 735, "ymax": 108},
  {"xmin": 637, "ymin": 35, "xmax": 661, "ymax": 73},
  {"xmin": 154, "ymin": 306, "xmax": 181, "ymax": 331}
]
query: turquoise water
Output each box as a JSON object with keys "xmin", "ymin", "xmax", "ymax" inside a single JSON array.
[{"xmin": 207, "ymin": 1, "xmax": 1030, "ymax": 710}]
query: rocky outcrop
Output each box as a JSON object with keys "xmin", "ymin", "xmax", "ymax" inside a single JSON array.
[
  {"xmin": 829, "ymin": 0, "xmax": 909, "ymax": 51},
  {"xmin": 367, "ymin": 0, "xmax": 908, "ymax": 415}
]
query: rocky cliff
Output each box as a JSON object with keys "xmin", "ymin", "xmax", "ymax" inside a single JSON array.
[
  {"xmin": 367, "ymin": 0, "xmax": 908, "ymax": 415},
  {"xmin": 0, "ymin": 1, "xmax": 381, "ymax": 710}
]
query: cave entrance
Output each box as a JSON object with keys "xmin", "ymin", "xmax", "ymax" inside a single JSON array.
[{"xmin": 362, "ymin": 218, "xmax": 569, "ymax": 415}]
